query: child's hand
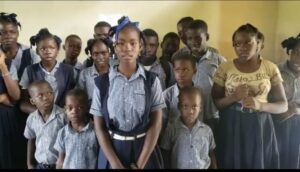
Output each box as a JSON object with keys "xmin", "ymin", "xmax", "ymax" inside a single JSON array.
[
  {"xmin": 27, "ymin": 164, "xmax": 35, "ymax": 169},
  {"xmin": 242, "ymin": 97, "xmax": 262, "ymax": 111},
  {"xmin": 233, "ymin": 84, "xmax": 249, "ymax": 102}
]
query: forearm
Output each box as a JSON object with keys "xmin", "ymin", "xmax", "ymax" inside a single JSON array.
[
  {"xmin": 209, "ymin": 150, "xmax": 217, "ymax": 169},
  {"xmin": 27, "ymin": 139, "xmax": 36, "ymax": 169},
  {"xmin": 260, "ymin": 101, "xmax": 288, "ymax": 114},
  {"xmin": 137, "ymin": 112, "xmax": 162, "ymax": 169},
  {"xmin": 1, "ymin": 65, "xmax": 20, "ymax": 101},
  {"xmin": 56, "ymin": 153, "xmax": 65, "ymax": 169},
  {"xmin": 20, "ymin": 101, "xmax": 37, "ymax": 114},
  {"xmin": 0, "ymin": 94, "xmax": 13, "ymax": 106},
  {"xmin": 214, "ymin": 94, "xmax": 238, "ymax": 110}
]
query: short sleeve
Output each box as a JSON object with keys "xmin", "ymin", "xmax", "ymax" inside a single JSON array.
[
  {"xmin": 159, "ymin": 125, "xmax": 173, "ymax": 150},
  {"xmin": 89, "ymin": 85, "xmax": 103, "ymax": 116},
  {"xmin": 23, "ymin": 117, "xmax": 36, "ymax": 139},
  {"xmin": 208, "ymin": 127, "xmax": 216, "ymax": 150},
  {"xmin": 54, "ymin": 128, "xmax": 65, "ymax": 153},
  {"xmin": 269, "ymin": 63, "xmax": 283, "ymax": 86},
  {"xmin": 77, "ymin": 69, "xmax": 86, "ymax": 90},
  {"xmin": 150, "ymin": 77, "xmax": 167, "ymax": 112},
  {"xmin": 213, "ymin": 63, "xmax": 227, "ymax": 87},
  {"xmin": 19, "ymin": 67, "xmax": 30, "ymax": 89},
  {"xmin": 9, "ymin": 64, "xmax": 19, "ymax": 81}
]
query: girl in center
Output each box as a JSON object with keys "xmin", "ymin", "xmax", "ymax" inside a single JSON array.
[{"xmin": 90, "ymin": 16, "xmax": 165, "ymax": 169}]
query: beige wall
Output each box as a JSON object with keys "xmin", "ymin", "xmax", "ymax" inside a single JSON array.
[{"xmin": 0, "ymin": 1, "xmax": 299, "ymax": 63}]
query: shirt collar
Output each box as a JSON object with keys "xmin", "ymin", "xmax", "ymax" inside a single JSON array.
[
  {"xmin": 67, "ymin": 119, "xmax": 93, "ymax": 133},
  {"xmin": 39, "ymin": 61, "xmax": 60, "ymax": 74},
  {"xmin": 177, "ymin": 118, "xmax": 205, "ymax": 131},
  {"xmin": 109, "ymin": 63, "xmax": 146, "ymax": 82},
  {"xmin": 36, "ymin": 104, "xmax": 61, "ymax": 124},
  {"xmin": 194, "ymin": 49, "xmax": 211, "ymax": 63},
  {"xmin": 281, "ymin": 60, "xmax": 297, "ymax": 79}
]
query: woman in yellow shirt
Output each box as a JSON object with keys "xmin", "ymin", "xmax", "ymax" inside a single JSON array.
[{"xmin": 211, "ymin": 23, "xmax": 288, "ymax": 169}]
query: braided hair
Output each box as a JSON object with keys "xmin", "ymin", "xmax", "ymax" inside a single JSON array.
[
  {"xmin": 29, "ymin": 28, "xmax": 62, "ymax": 48},
  {"xmin": 281, "ymin": 34, "xmax": 300, "ymax": 55},
  {"xmin": 0, "ymin": 12, "xmax": 21, "ymax": 30}
]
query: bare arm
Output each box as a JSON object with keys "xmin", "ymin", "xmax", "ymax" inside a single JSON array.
[
  {"xmin": 0, "ymin": 94, "xmax": 13, "ymax": 106},
  {"xmin": 20, "ymin": 89, "xmax": 36, "ymax": 114},
  {"xmin": 93, "ymin": 116, "xmax": 125, "ymax": 169},
  {"xmin": 137, "ymin": 109, "xmax": 162, "ymax": 169},
  {"xmin": 209, "ymin": 149, "xmax": 217, "ymax": 169},
  {"xmin": 27, "ymin": 139, "xmax": 36, "ymax": 169},
  {"xmin": 56, "ymin": 152, "xmax": 65, "ymax": 169}
]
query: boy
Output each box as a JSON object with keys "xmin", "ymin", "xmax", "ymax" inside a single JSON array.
[
  {"xmin": 159, "ymin": 32, "xmax": 180, "ymax": 64},
  {"xmin": 24, "ymin": 80, "xmax": 66, "ymax": 169},
  {"xmin": 163, "ymin": 52, "xmax": 198, "ymax": 128},
  {"xmin": 140, "ymin": 28, "xmax": 175, "ymax": 90},
  {"xmin": 55, "ymin": 89, "xmax": 98, "ymax": 169},
  {"xmin": 160, "ymin": 86, "xmax": 217, "ymax": 169}
]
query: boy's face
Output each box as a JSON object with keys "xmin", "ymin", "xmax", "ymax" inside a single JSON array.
[
  {"xmin": 1, "ymin": 23, "xmax": 19, "ymax": 47},
  {"xmin": 94, "ymin": 26, "xmax": 110, "ymax": 39},
  {"xmin": 64, "ymin": 37, "xmax": 82, "ymax": 60},
  {"xmin": 161, "ymin": 37, "xmax": 180, "ymax": 56},
  {"xmin": 174, "ymin": 59, "xmax": 196, "ymax": 86},
  {"xmin": 179, "ymin": 94, "xmax": 202, "ymax": 126},
  {"xmin": 140, "ymin": 36, "xmax": 158, "ymax": 62},
  {"xmin": 186, "ymin": 29, "xmax": 208, "ymax": 55},
  {"xmin": 65, "ymin": 96, "xmax": 87, "ymax": 123},
  {"xmin": 30, "ymin": 83, "xmax": 54, "ymax": 110}
]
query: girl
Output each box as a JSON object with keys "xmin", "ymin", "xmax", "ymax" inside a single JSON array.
[
  {"xmin": 77, "ymin": 38, "xmax": 110, "ymax": 106},
  {"xmin": 20, "ymin": 28, "xmax": 75, "ymax": 113},
  {"xmin": 90, "ymin": 16, "xmax": 165, "ymax": 169},
  {"xmin": 211, "ymin": 23, "xmax": 287, "ymax": 169},
  {"xmin": 272, "ymin": 34, "xmax": 300, "ymax": 169},
  {"xmin": 0, "ymin": 50, "xmax": 21, "ymax": 168}
]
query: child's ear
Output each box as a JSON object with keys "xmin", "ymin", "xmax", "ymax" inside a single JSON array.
[
  {"xmin": 29, "ymin": 98, "xmax": 36, "ymax": 106},
  {"xmin": 206, "ymin": 33, "xmax": 210, "ymax": 41},
  {"xmin": 62, "ymin": 44, "xmax": 66, "ymax": 50},
  {"xmin": 193, "ymin": 67, "xmax": 197, "ymax": 74}
]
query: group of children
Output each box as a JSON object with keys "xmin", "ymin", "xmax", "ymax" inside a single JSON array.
[{"xmin": 0, "ymin": 12, "xmax": 299, "ymax": 169}]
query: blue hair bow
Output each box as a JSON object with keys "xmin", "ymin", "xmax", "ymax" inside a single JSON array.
[{"xmin": 109, "ymin": 16, "xmax": 139, "ymax": 41}]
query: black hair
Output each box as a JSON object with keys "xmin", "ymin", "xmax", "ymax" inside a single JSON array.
[
  {"xmin": 162, "ymin": 32, "xmax": 180, "ymax": 43},
  {"xmin": 173, "ymin": 51, "xmax": 197, "ymax": 69},
  {"xmin": 0, "ymin": 12, "xmax": 21, "ymax": 30},
  {"xmin": 232, "ymin": 23, "xmax": 260, "ymax": 43},
  {"xmin": 281, "ymin": 34, "xmax": 300, "ymax": 55},
  {"xmin": 178, "ymin": 86, "xmax": 202, "ymax": 108},
  {"xmin": 177, "ymin": 16, "xmax": 194, "ymax": 26},
  {"xmin": 65, "ymin": 88, "xmax": 89, "ymax": 107},
  {"xmin": 257, "ymin": 31, "xmax": 265, "ymax": 43},
  {"xmin": 64, "ymin": 34, "xmax": 81, "ymax": 43},
  {"xmin": 28, "ymin": 80, "xmax": 53, "ymax": 97},
  {"xmin": 94, "ymin": 21, "xmax": 111, "ymax": 31},
  {"xmin": 142, "ymin": 28, "xmax": 159, "ymax": 40},
  {"xmin": 84, "ymin": 38, "xmax": 112, "ymax": 56},
  {"xmin": 29, "ymin": 28, "xmax": 62, "ymax": 48},
  {"xmin": 187, "ymin": 19, "xmax": 208, "ymax": 33}
]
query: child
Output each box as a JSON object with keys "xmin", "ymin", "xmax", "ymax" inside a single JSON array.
[
  {"xmin": 140, "ymin": 28, "xmax": 175, "ymax": 90},
  {"xmin": 185, "ymin": 19, "xmax": 226, "ymax": 134},
  {"xmin": 55, "ymin": 88, "xmax": 98, "ymax": 169},
  {"xmin": 159, "ymin": 32, "xmax": 180, "ymax": 64},
  {"xmin": 163, "ymin": 52, "xmax": 197, "ymax": 128},
  {"xmin": 62, "ymin": 34, "xmax": 83, "ymax": 80},
  {"xmin": 20, "ymin": 28, "xmax": 75, "ymax": 114},
  {"xmin": 90, "ymin": 16, "xmax": 165, "ymax": 169},
  {"xmin": 24, "ymin": 80, "xmax": 66, "ymax": 169},
  {"xmin": 0, "ymin": 50, "xmax": 22, "ymax": 168},
  {"xmin": 83, "ymin": 21, "xmax": 111, "ymax": 68},
  {"xmin": 272, "ymin": 34, "xmax": 300, "ymax": 169},
  {"xmin": 77, "ymin": 38, "xmax": 110, "ymax": 106},
  {"xmin": 160, "ymin": 86, "xmax": 217, "ymax": 169},
  {"xmin": 212, "ymin": 23, "xmax": 287, "ymax": 169}
]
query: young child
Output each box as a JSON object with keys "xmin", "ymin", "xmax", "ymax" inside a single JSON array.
[
  {"xmin": 90, "ymin": 16, "xmax": 165, "ymax": 169},
  {"xmin": 55, "ymin": 88, "xmax": 98, "ymax": 169},
  {"xmin": 185, "ymin": 19, "xmax": 226, "ymax": 134},
  {"xmin": 140, "ymin": 28, "xmax": 175, "ymax": 90},
  {"xmin": 20, "ymin": 28, "xmax": 75, "ymax": 114},
  {"xmin": 160, "ymin": 86, "xmax": 217, "ymax": 169},
  {"xmin": 24, "ymin": 80, "xmax": 66, "ymax": 169},
  {"xmin": 163, "ymin": 52, "xmax": 197, "ymax": 128},
  {"xmin": 159, "ymin": 32, "xmax": 180, "ymax": 64},
  {"xmin": 83, "ymin": 21, "xmax": 111, "ymax": 68},
  {"xmin": 77, "ymin": 38, "xmax": 110, "ymax": 106},
  {"xmin": 212, "ymin": 23, "xmax": 287, "ymax": 169},
  {"xmin": 62, "ymin": 34, "xmax": 83, "ymax": 80}
]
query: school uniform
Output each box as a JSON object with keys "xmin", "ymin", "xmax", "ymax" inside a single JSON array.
[
  {"xmin": 62, "ymin": 59, "xmax": 83, "ymax": 82},
  {"xmin": 20, "ymin": 61, "xmax": 75, "ymax": 107},
  {"xmin": 160, "ymin": 118, "xmax": 215, "ymax": 169},
  {"xmin": 143, "ymin": 59, "xmax": 175, "ymax": 91},
  {"xmin": 23, "ymin": 105, "xmax": 67, "ymax": 169},
  {"xmin": 213, "ymin": 58, "xmax": 281, "ymax": 169},
  {"xmin": 54, "ymin": 120, "xmax": 98, "ymax": 169},
  {"xmin": 171, "ymin": 46, "xmax": 219, "ymax": 62},
  {"xmin": 90, "ymin": 63, "xmax": 166, "ymax": 169},
  {"xmin": 272, "ymin": 61, "xmax": 300, "ymax": 169},
  {"xmin": 0, "ymin": 59, "xmax": 23, "ymax": 169}
]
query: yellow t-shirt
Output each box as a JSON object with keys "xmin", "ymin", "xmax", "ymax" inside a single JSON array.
[{"xmin": 213, "ymin": 59, "xmax": 283, "ymax": 103}]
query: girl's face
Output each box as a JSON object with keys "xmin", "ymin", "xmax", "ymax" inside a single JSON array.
[
  {"xmin": 233, "ymin": 32, "xmax": 259, "ymax": 63},
  {"xmin": 179, "ymin": 94, "xmax": 202, "ymax": 127},
  {"xmin": 91, "ymin": 41, "xmax": 110, "ymax": 67},
  {"xmin": 114, "ymin": 27, "xmax": 141, "ymax": 64},
  {"xmin": 37, "ymin": 38, "xmax": 59, "ymax": 62},
  {"xmin": 1, "ymin": 23, "xmax": 19, "ymax": 47},
  {"xmin": 289, "ymin": 43, "xmax": 300, "ymax": 72}
]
